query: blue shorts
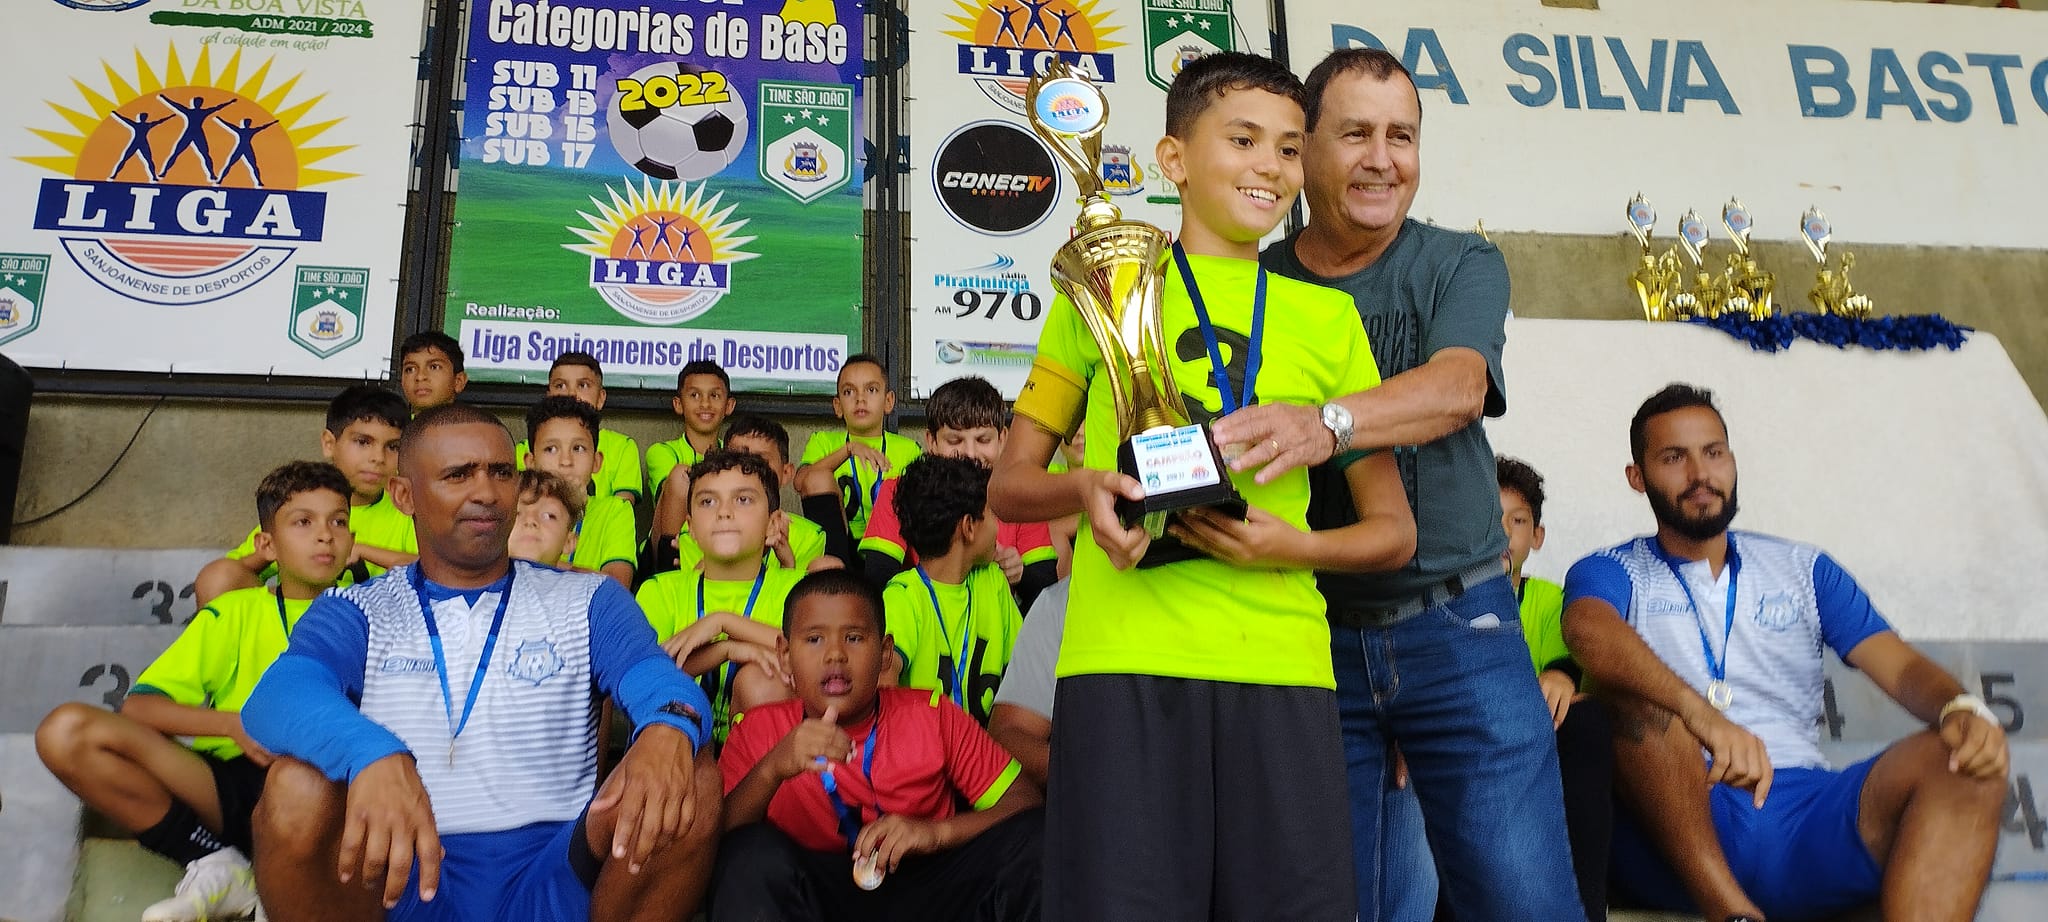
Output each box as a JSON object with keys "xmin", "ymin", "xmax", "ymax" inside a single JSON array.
[
  {"xmin": 1613, "ymin": 754, "xmax": 1884, "ymax": 921},
  {"xmin": 389, "ymin": 818, "xmax": 598, "ymax": 922}
]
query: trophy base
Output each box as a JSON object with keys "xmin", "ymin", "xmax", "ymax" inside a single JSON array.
[{"xmin": 1113, "ymin": 423, "xmax": 1246, "ymax": 569}]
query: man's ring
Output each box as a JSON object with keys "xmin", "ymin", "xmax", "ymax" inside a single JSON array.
[{"xmin": 1270, "ymin": 439, "xmax": 1281, "ymax": 453}]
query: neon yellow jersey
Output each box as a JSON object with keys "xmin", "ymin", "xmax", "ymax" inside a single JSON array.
[
  {"xmin": 1014, "ymin": 252, "xmax": 1382, "ymax": 689},
  {"xmin": 130, "ymin": 586, "xmax": 312, "ymax": 760},
  {"xmin": 799, "ymin": 430, "xmax": 922, "ymax": 539},
  {"xmin": 1519, "ymin": 576, "xmax": 1570, "ymax": 676},
  {"xmin": 645, "ymin": 434, "xmax": 721, "ymax": 502},
  {"xmin": 516, "ymin": 427, "xmax": 644, "ymax": 501},
  {"xmin": 884, "ymin": 563, "xmax": 1023, "ymax": 725},
  {"xmin": 676, "ymin": 513, "xmax": 828, "ymax": 572},
  {"xmin": 568, "ymin": 493, "xmax": 638, "ymax": 573},
  {"xmin": 226, "ymin": 491, "xmax": 415, "ymax": 583},
  {"xmin": 634, "ymin": 566, "xmax": 806, "ymax": 740}
]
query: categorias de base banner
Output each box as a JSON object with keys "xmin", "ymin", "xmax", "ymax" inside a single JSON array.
[
  {"xmin": 447, "ymin": 0, "xmax": 864, "ymax": 394},
  {"xmin": 0, "ymin": 1, "xmax": 424, "ymax": 376}
]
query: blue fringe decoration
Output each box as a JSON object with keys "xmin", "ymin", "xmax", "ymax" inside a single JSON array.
[{"xmin": 1686, "ymin": 312, "xmax": 1972, "ymax": 354}]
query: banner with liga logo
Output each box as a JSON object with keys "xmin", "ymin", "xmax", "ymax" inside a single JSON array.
[
  {"xmin": 444, "ymin": 0, "xmax": 865, "ymax": 394},
  {"xmin": 904, "ymin": 0, "xmax": 1270, "ymax": 398},
  {"xmin": 0, "ymin": 0, "xmax": 425, "ymax": 377}
]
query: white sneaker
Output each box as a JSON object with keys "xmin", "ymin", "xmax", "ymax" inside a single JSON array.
[{"xmin": 140, "ymin": 847, "xmax": 261, "ymax": 922}]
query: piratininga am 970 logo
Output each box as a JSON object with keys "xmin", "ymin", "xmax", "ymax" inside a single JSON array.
[
  {"xmin": 19, "ymin": 44, "xmax": 350, "ymax": 306},
  {"xmin": 563, "ymin": 177, "xmax": 759, "ymax": 326}
]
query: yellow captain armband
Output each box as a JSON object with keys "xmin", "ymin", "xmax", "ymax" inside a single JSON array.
[{"xmin": 1012, "ymin": 358, "xmax": 1086, "ymax": 439}]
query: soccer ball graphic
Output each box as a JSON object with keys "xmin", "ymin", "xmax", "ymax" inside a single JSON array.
[{"xmin": 607, "ymin": 61, "xmax": 749, "ymax": 182}]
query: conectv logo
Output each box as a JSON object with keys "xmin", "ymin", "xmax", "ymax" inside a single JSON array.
[{"xmin": 19, "ymin": 44, "xmax": 344, "ymax": 305}]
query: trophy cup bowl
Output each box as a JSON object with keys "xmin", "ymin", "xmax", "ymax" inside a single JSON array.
[{"xmin": 1026, "ymin": 60, "xmax": 1243, "ymax": 547}]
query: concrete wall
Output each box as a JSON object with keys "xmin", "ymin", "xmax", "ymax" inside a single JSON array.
[{"xmin": 11, "ymin": 236, "xmax": 2045, "ymax": 550}]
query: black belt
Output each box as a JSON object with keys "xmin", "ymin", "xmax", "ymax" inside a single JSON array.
[{"xmin": 1328, "ymin": 562, "xmax": 1505, "ymax": 629}]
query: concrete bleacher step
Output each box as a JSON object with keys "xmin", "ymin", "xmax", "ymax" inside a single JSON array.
[{"xmin": 68, "ymin": 840, "xmax": 184, "ymax": 922}]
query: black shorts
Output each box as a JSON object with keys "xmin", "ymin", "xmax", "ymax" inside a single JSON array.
[
  {"xmin": 201, "ymin": 753, "xmax": 267, "ymax": 854},
  {"xmin": 1044, "ymin": 674, "xmax": 1354, "ymax": 922}
]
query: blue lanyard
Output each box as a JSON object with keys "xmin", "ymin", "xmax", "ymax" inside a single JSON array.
[
  {"xmin": 697, "ymin": 569, "xmax": 767, "ymax": 694},
  {"xmin": 273, "ymin": 588, "xmax": 294, "ymax": 637},
  {"xmin": 1171, "ymin": 242, "xmax": 1266, "ymax": 415},
  {"xmin": 846, "ymin": 433, "xmax": 888, "ymax": 509},
  {"xmin": 916, "ymin": 567, "xmax": 975, "ymax": 707},
  {"xmin": 410, "ymin": 565, "xmax": 515, "ymax": 763},
  {"xmin": 819, "ymin": 707, "xmax": 881, "ymax": 849},
  {"xmin": 1661, "ymin": 543, "xmax": 1740, "ymax": 687}
]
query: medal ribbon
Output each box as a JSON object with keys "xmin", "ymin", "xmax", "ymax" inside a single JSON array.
[
  {"xmin": 1661, "ymin": 540, "xmax": 1741, "ymax": 705},
  {"xmin": 819, "ymin": 710, "xmax": 881, "ymax": 849},
  {"xmin": 409, "ymin": 565, "xmax": 516, "ymax": 762},
  {"xmin": 697, "ymin": 568, "xmax": 769, "ymax": 697},
  {"xmin": 1171, "ymin": 242, "xmax": 1267, "ymax": 415},
  {"xmin": 916, "ymin": 567, "xmax": 975, "ymax": 708}
]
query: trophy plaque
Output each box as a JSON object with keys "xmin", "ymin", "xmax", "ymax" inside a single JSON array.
[{"xmin": 1025, "ymin": 60, "xmax": 1243, "ymax": 551}]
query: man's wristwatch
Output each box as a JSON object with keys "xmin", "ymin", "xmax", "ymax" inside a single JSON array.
[{"xmin": 1320, "ymin": 402, "xmax": 1355, "ymax": 454}]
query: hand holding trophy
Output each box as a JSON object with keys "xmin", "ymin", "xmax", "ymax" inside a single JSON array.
[{"xmin": 1025, "ymin": 60, "xmax": 1244, "ymax": 566}]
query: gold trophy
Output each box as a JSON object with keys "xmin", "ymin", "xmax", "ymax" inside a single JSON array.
[
  {"xmin": 1802, "ymin": 208, "xmax": 1874, "ymax": 318},
  {"xmin": 1626, "ymin": 194, "xmax": 1682, "ymax": 321},
  {"xmin": 1720, "ymin": 199, "xmax": 1775, "ymax": 319},
  {"xmin": 1025, "ymin": 60, "xmax": 1242, "ymax": 549},
  {"xmin": 1670, "ymin": 210, "xmax": 1729, "ymax": 319}
]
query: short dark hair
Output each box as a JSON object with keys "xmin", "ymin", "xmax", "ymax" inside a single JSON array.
[
  {"xmin": 839, "ymin": 353, "xmax": 888, "ymax": 384},
  {"xmin": 400, "ymin": 403, "xmax": 510, "ymax": 470},
  {"xmin": 784, "ymin": 568, "xmax": 886, "ymax": 637},
  {"xmin": 525, "ymin": 395, "xmax": 600, "ymax": 446},
  {"xmin": 678, "ymin": 360, "xmax": 729, "ymax": 392},
  {"xmin": 1630, "ymin": 383, "xmax": 1725, "ymax": 467},
  {"xmin": 1496, "ymin": 455, "xmax": 1547, "ymax": 526},
  {"xmin": 325, "ymin": 385, "xmax": 408, "ymax": 437},
  {"xmin": 1165, "ymin": 51, "xmax": 1307, "ymax": 138},
  {"xmin": 925, "ymin": 375, "xmax": 1007, "ymax": 433},
  {"xmin": 893, "ymin": 455, "xmax": 989, "ymax": 559},
  {"xmin": 398, "ymin": 331, "xmax": 465, "ymax": 373},
  {"xmin": 687, "ymin": 448, "xmax": 780, "ymax": 511},
  {"xmin": 518, "ymin": 468, "xmax": 586, "ymax": 520},
  {"xmin": 724, "ymin": 413, "xmax": 790, "ymax": 467},
  {"xmin": 256, "ymin": 461, "xmax": 352, "ymax": 531},
  {"xmin": 550, "ymin": 351, "xmax": 602, "ymax": 377},
  {"xmin": 1303, "ymin": 47, "xmax": 1420, "ymax": 133}
]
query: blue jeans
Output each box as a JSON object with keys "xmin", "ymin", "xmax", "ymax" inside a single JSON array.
[{"xmin": 1333, "ymin": 574, "xmax": 1581, "ymax": 921}]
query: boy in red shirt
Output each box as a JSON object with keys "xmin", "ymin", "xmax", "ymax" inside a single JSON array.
[
  {"xmin": 859, "ymin": 375, "xmax": 1057, "ymax": 611},
  {"xmin": 713, "ymin": 570, "xmax": 1043, "ymax": 921}
]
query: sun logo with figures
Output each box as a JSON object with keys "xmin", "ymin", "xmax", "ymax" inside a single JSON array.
[
  {"xmin": 19, "ymin": 44, "xmax": 351, "ymax": 305},
  {"xmin": 565, "ymin": 177, "xmax": 759, "ymax": 326},
  {"xmin": 943, "ymin": 0, "xmax": 1123, "ymax": 114}
]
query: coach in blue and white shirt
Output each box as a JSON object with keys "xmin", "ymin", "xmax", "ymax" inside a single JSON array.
[
  {"xmin": 243, "ymin": 404, "xmax": 721, "ymax": 922},
  {"xmin": 1564, "ymin": 383, "xmax": 2006, "ymax": 922}
]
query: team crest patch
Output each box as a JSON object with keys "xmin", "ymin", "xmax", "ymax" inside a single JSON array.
[
  {"xmin": 759, "ymin": 81, "xmax": 853, "ymax": 204},
  {"xmin": 508, "ymin": 637, "xmax": 566, "ymax": 686},
  {"xmin": 0, "ymin": 255, "xmax": 50, "ymax": 347},
  {"xmin": 290, "ymin": 266, "xmax": 365, "ymax": 357},
  {"xmin": 1142, "ymin": 0, "xmax": 1233, "ymax": 91},
  {"xmin": 20, "ymin": 44, "xmax": 348, "ymax": 306},
  {"xmin": 1753, "ymin": 592, "xmax": 1800, "ymax": 632}
]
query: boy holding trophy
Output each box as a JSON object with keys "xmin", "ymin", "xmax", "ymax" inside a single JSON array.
[{"xmin": 990, "ymin": 52, "xmax": 1415, "ymax": 921}]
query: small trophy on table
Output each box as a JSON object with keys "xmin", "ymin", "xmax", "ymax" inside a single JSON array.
[
  {"xmin": 1670, "ymin": 210, "xmax": 1729, "ymax": 320},
  {"xmin": 1720, "ymin": 199, "xmax": 1775, "ymax": 320},
  {"xmin": 1802, "ymin": 208, "xmax": 1875, "ymax": 319},
  {"xmin": 1025, "ymin": 60, "xmax": 1243, "ymax": 562},
  {"xmin": 1626, "ymin": 194, "xmax": 1682, "ymax": 321}
]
